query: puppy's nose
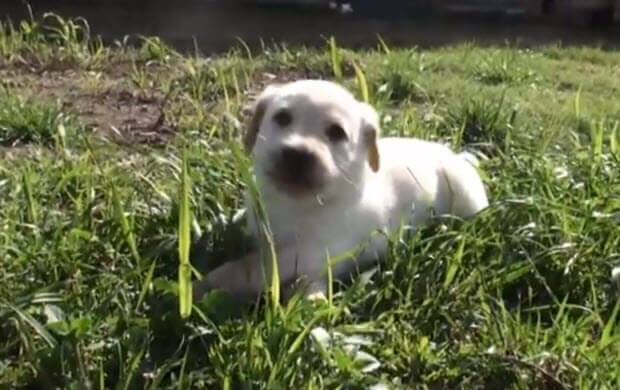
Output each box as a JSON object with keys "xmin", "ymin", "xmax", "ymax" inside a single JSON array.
[{"xmin": 280, "ymin": 146, "xmax": 316, "ymax": 172}]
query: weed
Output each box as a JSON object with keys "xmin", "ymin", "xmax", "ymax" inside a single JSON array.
[{"xmin": 473, "ymin": 48, "xmax": 534, "ymax": 85}]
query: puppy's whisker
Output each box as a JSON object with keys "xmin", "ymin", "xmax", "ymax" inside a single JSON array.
[
  {"xmin": 406, "ymin": 167, "xmax": 424, "ymax": 190},
  {"xmin": 335, "ymin": 164, "xmax": 361, "ymax": 193}
]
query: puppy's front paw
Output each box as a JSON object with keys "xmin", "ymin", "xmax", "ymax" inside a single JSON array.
[
  {"xmin": 282, "ymin": 277, "xmax": 329, "ymax": 304},
  {"xmin": 306, "ymin": 290, "xmax": 328, "ymax": 303},
  {"xmin": 303, "ymin": 280, "xmax": 329, "ymax": 304}
]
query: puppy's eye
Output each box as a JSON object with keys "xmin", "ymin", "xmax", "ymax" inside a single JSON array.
[
  {"xmin": 273, "ymin": 109, "xmax": 292, "ymax": 127},
  {"xmin": 326, "ymin": 124, "xmax": 347, "ymax": 143}
]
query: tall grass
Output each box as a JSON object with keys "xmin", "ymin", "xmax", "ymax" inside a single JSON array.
[{"xmin": 178, "ymin": 149, "xmax": 193, "ymax": 319}]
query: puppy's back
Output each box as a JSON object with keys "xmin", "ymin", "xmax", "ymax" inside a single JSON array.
[
  {"xmin": 441, "ymin": 151, "xmax": 489, "ymax": 217},
  {"xmin": 376, "ymin": 137, "xmax": 488, "ymax": 219}
]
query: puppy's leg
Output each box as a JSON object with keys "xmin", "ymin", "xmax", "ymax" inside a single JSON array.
[
  {"xmin": 441, "ymin": 153, "xmax": 489, "ymax": 217},
  {"xmin": 193, "ymin": 244, "xmax": 300, "ymax": 300},
  {"xmin": 193, "ymin": 251, "xmax": 264, "ymax": 299}
]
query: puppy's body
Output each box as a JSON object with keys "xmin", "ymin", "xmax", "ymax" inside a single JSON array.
[{"xmin": 197, "ymin": 80, "xmax": 488, "ymax": 299}]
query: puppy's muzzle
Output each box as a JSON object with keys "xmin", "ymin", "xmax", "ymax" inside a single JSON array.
[
  {"xmin": 281, "ymin": 146, "xmax": 316, "ymax": 173},
  {"xmin": 269, "ymin": 145, "xmax": 324, "ymax": 194}
]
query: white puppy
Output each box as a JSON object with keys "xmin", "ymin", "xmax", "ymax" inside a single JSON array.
[{"xmin": 195, "ymin": 80, "xmax": 488, "ymax": 300}]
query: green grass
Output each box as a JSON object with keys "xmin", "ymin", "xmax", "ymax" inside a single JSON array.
[
  {"xmin": 0, "ymin": 91, "xmax": 76, "ymax": 147},
  {"xmin": 1, "ymin": 14, "xmax": 620, "ymax": 389}
]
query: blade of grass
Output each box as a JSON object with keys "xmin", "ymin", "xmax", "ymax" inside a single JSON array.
[
  {"xmin": 590, "ymin": 120, "xmax": 604, "ymax": 167},
  {"xmin": 287, "ymin": 307, "xmax": 331, "ymax": 355},
  {"xmin": 574, "ymin": 83, "xmax": 582, "ymax": 118},
  {"xmin": 444, "ymin": 237, "xmax": 465, "ymax": 288},
  {"xmin": 326, "ymin": 249, "xmax": 334, "ymax": 308},
  {"xmin": 5, "ymin": 302, "xmax": 57, "ymax": 349},
  {"xmin": 177, "ymin": 346, "xmax": 190, "ymax": 390},
  {"xmin": 110, "ymin": 184, "xmax": 141, "ymax": 269},
  {"xmin": 609, "ymin": 120, "xmax": 618, "ymax": 156},
  {"xmin": 376, "ymin": 34, "xmax": 390, "ymax": 54},
  {"xmin": 21, "ymin": 167, "xmax": 38, "ymax": 225},
  {"xmin": 116, "ymin": 343, "xmax": 146, "ymax": 390},
  {"xmin": 178, "ymin": 148, "xmax": 193, "ymax": 319},
  {"xmin": 353, "ymin": 62, "xmax": 369, "ymax": 103},
  {"xmin": 135, "ymin": 259, "xmax": 157, "ymax": 311},
  {"xmin": 230, "ymin": 143, "xmax": 280, "ymax": 309},
  {"xmin": 599, "ymin": 299, "xmax": 620, "ymax": 349},
  {"xmin": 329, "ymin": 36, "xmax": 342, "ymax": 81}
]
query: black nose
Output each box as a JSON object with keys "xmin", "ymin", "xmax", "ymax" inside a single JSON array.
[{"xmin": 280, "ymin": 146, "xmax": 316, "ymax": 173}]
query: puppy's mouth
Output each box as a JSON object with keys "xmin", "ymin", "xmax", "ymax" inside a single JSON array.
[
  {"xmin": 267, "ymin": 168, "xmax": 324, "ymax": 196},
  {"xmin": 266, "ymin": 147, "xmax": 326, "ymax": 196}
]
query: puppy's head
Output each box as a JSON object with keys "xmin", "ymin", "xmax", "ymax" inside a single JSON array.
[{"xmin": 244, "ymin": 80, "xmax": 380, "ymax": 200}]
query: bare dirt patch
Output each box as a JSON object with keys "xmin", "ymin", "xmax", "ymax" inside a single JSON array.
[{"xmin": 0, "ymin": 63, "xmax": 176, "ymax": 146}]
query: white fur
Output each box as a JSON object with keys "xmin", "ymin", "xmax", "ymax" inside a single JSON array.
[{"xmin": 195, "ymin": 80, "xmax": 489, "ymax": 300}]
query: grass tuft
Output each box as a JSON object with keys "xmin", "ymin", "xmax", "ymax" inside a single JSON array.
[
  {"xmin": 447, "ymin": 91, "xmax": 515, "ymax": 155},
  {"xmin": 0, "ymin": 91, "xmax": 77, "ymax": 146}
]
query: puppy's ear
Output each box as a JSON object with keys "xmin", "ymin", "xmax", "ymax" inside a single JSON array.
[
  {"xmin": 244, "ymin": 84, "xmax": 280, "ymax": 152},
  {"xmin": 358, "ymin": 102, "xmax": 381, "ymax": 172}
]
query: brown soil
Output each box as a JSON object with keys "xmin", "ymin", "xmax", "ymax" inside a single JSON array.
[{"xmin": 1, "ymin": 61, "xmax": 176, "ymax": 146}]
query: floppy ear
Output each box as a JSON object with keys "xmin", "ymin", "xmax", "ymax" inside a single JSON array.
[
  {"xmin": 358, "ymin": 102, "xmax": 381, "ymax": 172},
  {"xmin": 244, "ymin": 84, "xmax": 281, "ymax": 152}
]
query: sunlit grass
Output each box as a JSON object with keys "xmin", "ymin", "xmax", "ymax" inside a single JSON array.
[{"xmin": 1, "ymin": 12, "xmax": 619, "ymax": 389}]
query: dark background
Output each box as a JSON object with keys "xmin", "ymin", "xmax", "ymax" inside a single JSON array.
[{"xmin": 1, "ymin": 1, "xmax": 619, "ymax": 53}]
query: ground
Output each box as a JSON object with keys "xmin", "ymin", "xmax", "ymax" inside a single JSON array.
[{"xmin": 1, "ymin": 14, "xmax": 619, "ymax": 389}]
